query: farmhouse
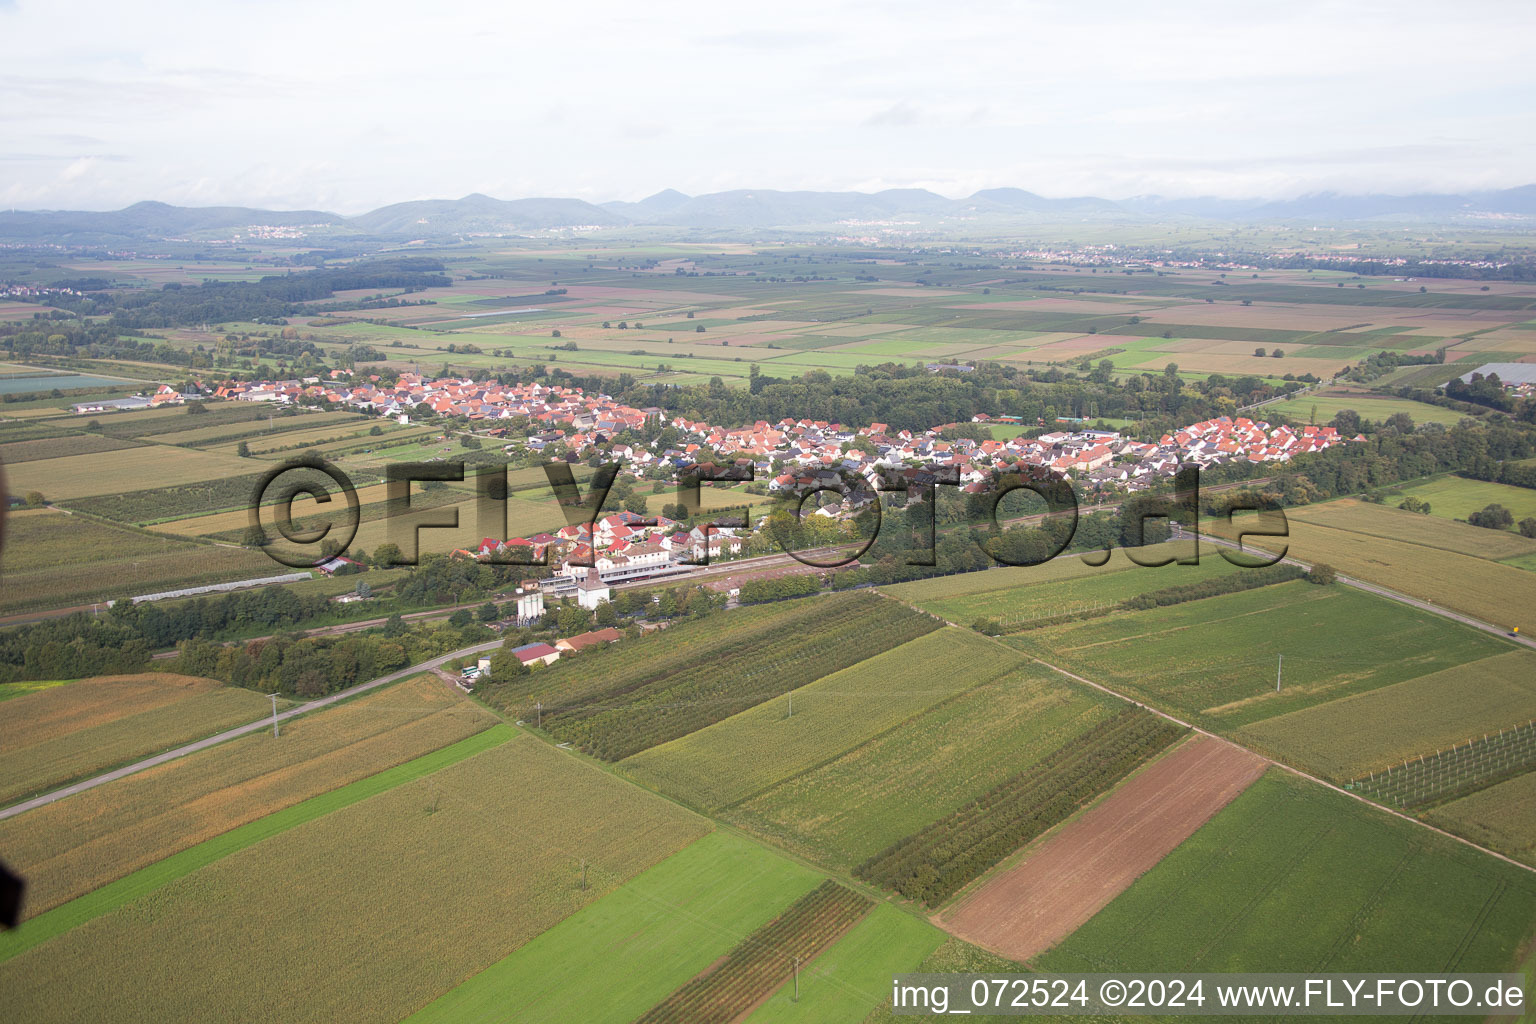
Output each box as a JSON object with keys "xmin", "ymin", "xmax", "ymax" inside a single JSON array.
[{"xmin": 509, "ymin": 642, "xmax": 561, "ymax": 667}]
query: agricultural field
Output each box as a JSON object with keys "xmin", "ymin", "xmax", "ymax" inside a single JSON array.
[
  {"xmin": 0, "ymin": 675, "xmax": 495, "ymax": 916},
  {"xmin": 1428, "ymin": 771, "xmax": 1536, "ymax": 867},
  {"xmin": 634, "ymin": 880, "xmax": 872, "ymax": 1024},
  {"xmin": 619, "ymin": 628, "xmax": 1023, "ymax": 810},
  {"xmin": 728, "ymin": 666, "xmax": 1117, "ymax": 871},
  {"xmin": 3, "ymin": 443, "xmax": 255, "ymax": 500},
  {"xmin": 1236, "ymin": 649, "xmax": 1536, "ymax": 780},
  {"xmin": 0, "ymin": 673, "xmax": 278, "ymax": 805},
  {"xmin": 0, "ymin": 733, "xmax": 710, "ymax": 1024},
  {"xmin": 484, "ymin": 592, "xmax": 941, "ymax": 760},
  {"xmin": 1009, "ymin": 580, "xmax": 1507, "ymax": 728},
  {"xmin": 856, "ymin": 708, "xmax": 1185, "ymax": 907},
  {"xmin": 1206, "ymin": 499, "xmax": 1536, "ymax": 628},
  {"xmin": 406, "ymin": 831, "xmax": 823, "ymax": 1024},
  {"xmin": 1386, "ymin": 474, "xmax": 1536, "ymax": 526},
  {"xmin": 744, "ymin": 905, "xmax": 944, "ymax": 1023},
  {"xmin": 0, "ymin": 508, "xmax": 275, "ymax": 615},
  {"xmin": 1039, "ymin": 770, "xmax": 1536, "ymax": 975},
  {"xmin": 940, "ymin": 736, "xmax": 1269, "ymax": 961},
  {"xmin": 1262, "ymin": 390, "xmax": 1475, "ymax": 428},
  {"xmin": 885, "ymin": 544, "xmax": 1245, "ymax": 629},
  {"xmin": 0, "ymin": 433, "xmax": 143, "ymax": 463}
]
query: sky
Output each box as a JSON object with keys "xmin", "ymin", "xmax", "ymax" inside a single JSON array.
[{"xmin": 2, "ymin": 0, "xmax": 1534, "ymax": 213}]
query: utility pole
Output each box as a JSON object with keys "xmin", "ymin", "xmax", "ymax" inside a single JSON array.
[
  {"xmin": 793, "ymin": 956, "xmax": 801, "ymax": 1001},
  {"xmin": 536, "ymin": 701, "xmax": 542, "ymax": 729},
  {"xmin": 1275, "ymin": 653, "xmax": 1283, "ymax": 693},
  {"xmin": 788, "ymin": 691, "xmax": 793, "ymax": 718},
  {"xmin": 270, "ymin": 693, "xmax": 281, "ymax": 737},
  {"xmin": 581, "ymin": 860, "xmax": 587, "ymax": 891}
]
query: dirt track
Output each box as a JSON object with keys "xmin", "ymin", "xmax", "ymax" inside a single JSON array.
[{"xmin": 939, "ymin": 734, "xmax": 1269, "ymax": 962}]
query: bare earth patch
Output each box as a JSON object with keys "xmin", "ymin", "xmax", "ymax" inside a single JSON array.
[{"xmin": 939, "ymin": 735, "xmax": 1268, "ymax": 962}]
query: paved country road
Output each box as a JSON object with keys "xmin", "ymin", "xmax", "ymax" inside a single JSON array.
[{"xmin": 0, "ymin": 640, "xmax": 505, "ymax": 823}]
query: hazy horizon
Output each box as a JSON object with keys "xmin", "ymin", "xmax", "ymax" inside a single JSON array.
[{"xmin": 4, "ymin": 0, "xmax": 1534, "ymax": 213}]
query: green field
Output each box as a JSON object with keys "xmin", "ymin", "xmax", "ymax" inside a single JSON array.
[
  {"xmin": 1009, "ymin": 581, "xmax": 1508, "ymax": 728},
  {"xmin": 1388, "ymin": 475, "xmax": 1536, "ymax": 526},
  {"xmin": 406, "ymin": 831, "xmax": 822, "ymax": 1024},
  {"xmin": 1428, "ymin": 771, "xmax": 1536, "ymax": 867},
  {"xmin": 0, "ymin": 733, "xmax": 709, "ymax": 1024},
  {"xmin": 1040, "ymin": 770, "xmax": 1536, "ymax": 975},
  {"xmin": 489, "ymin": 593, "xmax": 942, "ymax": 761},
  {"xmin": 1264, "ymin": 392, "xmax": 1474, "ymax": 428},
  {"xmin": 729, "ymin": 667, "xmax": 1116, "ymax": 871},
  {"xmin": 744, "ymin": 904, "xmax": 944, "ymax": 1023},
  {"xmin": 618, "ymin": 628, "xmax": 1024, "ymax": 810},
  {"xmin": 1236, "ymin": 650, "xmax": 1536, "ymax": 779},
  {"xmin": 886, "ymin": 546, "xmax": 1244, "ymax": 630},
  {"xmin": 1207, "ymin": 500, "xmax": 1536, "ymax": 628}
]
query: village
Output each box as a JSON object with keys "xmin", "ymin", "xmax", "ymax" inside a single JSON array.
[{"xmin": 81, "ymin": 371, "xmax": 1358, "ymax": 591}]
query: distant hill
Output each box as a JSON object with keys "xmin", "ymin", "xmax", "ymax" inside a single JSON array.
[
  {"xmin": 0, "ymin": 201, "xmax": 344, "ymax": 243},
  {"xmin": 347, "ymin": 193, "xmax": 626, "ymax": 235},
  {"xmin": 4, "ymin": 185, "xmax": 1536, "ymax": 242}
]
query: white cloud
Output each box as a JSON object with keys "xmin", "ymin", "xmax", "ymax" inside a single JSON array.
[{"xmin": 1, "ymin": 0, "xmax": 1533, "ymax": 210}]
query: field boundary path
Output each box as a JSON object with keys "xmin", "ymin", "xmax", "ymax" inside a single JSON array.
[{"xmin": 0, "ymin": 640, "xmax": 504, "ymax": 822}]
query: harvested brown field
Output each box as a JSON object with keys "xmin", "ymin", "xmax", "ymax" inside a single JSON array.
[
  {"xmin": 939, "ymin": 736, "xmax": 1268, "ymax": 962},
  {"xmin": 0, "ymin": 676, "xmax": 495, "ymax": 916}
]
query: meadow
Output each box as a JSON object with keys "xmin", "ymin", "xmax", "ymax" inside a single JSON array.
[
  {"xmin": 618, "ymin": 628, "xmax": 1023, "ymax": 810},
  {"xmin": 1038, "ymin": 770, "xmax": 1536, "ymax": 975},
  {"xmin": 729, "ymin": 668, "xmax": 1117, "ymax": 871},
  {"xmin": 0, "ymin": 734, "xmax": 709, "ymax": 1024},
  {"xmin": 0, "ymin": 673, "xmax": 278, "ymax": 805},
  {"xmin": 0, "ymin": 675, "xmax": 495, "ymax": 916},
  {"xmin": 1009, "ymin": 581, "xmax": 1505, "ymax": 728}
]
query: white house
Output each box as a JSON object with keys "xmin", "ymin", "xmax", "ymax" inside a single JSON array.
[{"xmin": 576, "ymin": 574, "xmax": 611, "ymax": 610}]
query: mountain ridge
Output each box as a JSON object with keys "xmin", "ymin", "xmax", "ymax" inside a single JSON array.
[{"xmin": 4, "ymin": 185, "xmax": 1535, "ymax": 241}]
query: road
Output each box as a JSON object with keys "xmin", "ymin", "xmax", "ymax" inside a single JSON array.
[{"xmin": 0, "ymin": 639, "xmax": 504, "ymax": 822}]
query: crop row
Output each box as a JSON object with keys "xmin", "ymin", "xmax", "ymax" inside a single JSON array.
[
  {"xmin": 856, "ymin": 709, "xmax": 1185, "ymax": 907},
  {"xmin": 543, "ymin": 595, "xmax": 941, "ymax": 760},
  {"xmin": 1347, "ymin": 720, "xmax": 1536, "ymax": 808},
  {"xmin": 484, "ymin": 595, "xmax": 844, "ymax": 716},
  {"xmin": 634, "ymin": 880, "xmax": 871, "ymax": 1024}
]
